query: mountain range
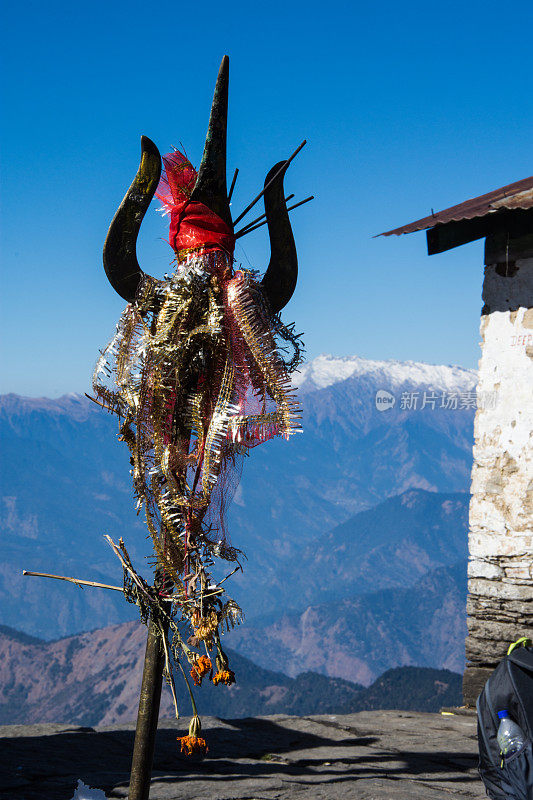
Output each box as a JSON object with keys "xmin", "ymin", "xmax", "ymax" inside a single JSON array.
[
  {"xmin": 243, "ymin": 488, "xmax": 469, "ymax": 618},
  {"xmin": 0, "ymin": 623, "xmax": 462, "ymax": 725},
  {"xmin": 0, "ymin": 354, "xmax": 475, "ymax": 688},
  {"xmin": 227, "ymin": 561, "xmax": 467, "ymax": 685}
]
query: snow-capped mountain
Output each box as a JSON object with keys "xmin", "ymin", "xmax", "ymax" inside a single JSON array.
[
  {"xmin": 296, "ymin": 353, "xmax": 476, "ymax": 394},
  {"xmin": 0, "ymin": 354, "xmax": 476, "ymax": 638}
]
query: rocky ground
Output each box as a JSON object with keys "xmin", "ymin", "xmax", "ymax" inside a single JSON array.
[{"xmin": 0, "ymin": 709, "xmax": 485, "ymax": 800}]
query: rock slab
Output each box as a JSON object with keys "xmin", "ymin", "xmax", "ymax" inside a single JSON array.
[{"xmin": 0, "ymin": 709, "xmax": 486, "ymax": 800}]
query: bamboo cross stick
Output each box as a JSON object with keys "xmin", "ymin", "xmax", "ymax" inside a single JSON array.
[
  {"xmin": 22, "ymin": 565, "xmax": 232, "ymax": 600},
  {"xmin": 22, "ymin": 570, "xmax": 124, "ymax": 592}
]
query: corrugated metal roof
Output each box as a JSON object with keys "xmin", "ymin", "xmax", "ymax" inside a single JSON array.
[{"xmin": 379, "ymin": 175, "xmax": 533, "ymax": 237}]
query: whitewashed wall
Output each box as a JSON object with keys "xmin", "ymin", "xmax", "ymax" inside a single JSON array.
[{"xmin": 464, "ymin": 255, "xmax": 533, "ymax": 703}]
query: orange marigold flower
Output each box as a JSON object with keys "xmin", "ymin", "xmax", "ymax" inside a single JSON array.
[
  {"xmin": 177, "ymin": 735, "xmax": 208, "ymax": 757},
  {"xmin": 196, "ymin": 655, "xmax": 212, "ymax": 676},
  {"xmin": 212, "ymin": 669, "xmax": 236, "ymax": 686},
  {"xmin": 190, "ymin": 655, "xmax": 212, "ymax": 686},
  {"xmin": 178, "ymin": 715, "xmax": 207, "ymax": 757}
]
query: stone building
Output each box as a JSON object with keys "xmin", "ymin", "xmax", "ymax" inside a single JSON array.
[{"xmin": 380, "ymin": 177, "xmax": 533, "ymax": 705}]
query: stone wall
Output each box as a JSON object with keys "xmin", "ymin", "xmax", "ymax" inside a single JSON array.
[{"xmin": 463, "ymin": 251, "xmax": 533, "ymax": 705}]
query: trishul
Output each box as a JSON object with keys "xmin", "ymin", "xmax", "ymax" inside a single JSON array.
[
  {"xmin": 102, "ymin": 54, "xmax": 298, "ymax": 314},
  {"xmin": 95, "ymin": 54, "xmax": 305, "ymax": 800}
]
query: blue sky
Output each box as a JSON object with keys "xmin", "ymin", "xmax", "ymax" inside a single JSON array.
[{"xmin": 2, "ymin": 0, "xmax": 533, "ymax": 396}]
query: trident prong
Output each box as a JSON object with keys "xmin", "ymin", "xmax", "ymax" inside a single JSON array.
[{"xmin": 102, "ymin": 55, "xmax": 301, "ymax": 310}]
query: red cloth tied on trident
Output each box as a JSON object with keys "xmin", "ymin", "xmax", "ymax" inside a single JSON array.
[
  {"xmin": 151, "ymin": 149, "xmax": 301, "ymax": 457},
  {"xmin": 156, "ymin": 150, "xmax": 236, "ymax": 256}
]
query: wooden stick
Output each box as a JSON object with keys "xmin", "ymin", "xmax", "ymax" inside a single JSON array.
[
  {"xmin": 232, "ymin": 140, "xmax": 306, "ymax": 226},
  {"xmin": 105, "ymin": 536, "xmax": 153, "ymax": 605},
  {"xmin": 228, "ymin": 167, "xmax": 239, "ymax": 201},
  {"xmin": 235, "ymin": 195, "xmax": 314, "ymax": 239},
  {"xmin": 235, "ymin": 194, "xmax": 294, "ymax": 236},
  {"xmin": 22, "ymin": 570, "xmax": 124, "ymax": 592},
  {"xmin": 287, "ymin": 195, "xmax": 314, "ymax": 212},
  {"xmin": 178, "ymin": 588, "xmax": 223, "ymax": 605},
  {"xmin": 160, "ymin": 627, "xmax": 179, "ymax": 720},
  {"xmin": 21, "ymin": 566, "xmax": 222, "ymax": 606},
  {"xmin": 216, "ymin": 565, "xmax": 241, "ymax": 586}
]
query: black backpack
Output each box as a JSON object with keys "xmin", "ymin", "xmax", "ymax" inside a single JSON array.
[{"xmin": 477, "ymin": 639, "xmax": 533, "ymax": 800}]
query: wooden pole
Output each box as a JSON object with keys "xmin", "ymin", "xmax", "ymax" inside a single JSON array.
[
  {"xmin": 128, "ymin": 609, "xmax": 169, "ymax": 800},
  {"xmin": 23, "ymin": 562, "xmax": 171, "ymax": 799}
]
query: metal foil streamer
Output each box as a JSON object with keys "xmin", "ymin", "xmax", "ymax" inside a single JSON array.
[{"xmin": 92, "ymin": 250, "xmax": 302, "ymax": 649}]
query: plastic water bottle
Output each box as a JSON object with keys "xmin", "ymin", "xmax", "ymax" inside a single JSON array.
[{"xmin": 497, "ymin": 710, "xmax": 525, "ymax": 758}]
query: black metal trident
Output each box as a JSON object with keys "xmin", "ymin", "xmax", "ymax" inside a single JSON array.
[
  {"xmin": 99, "ymin": 55, "xmax": 305, "ymax": 800},
  {"xmin": 103, "ymin": 55, "xmax": 301, "ymax": 313}
]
